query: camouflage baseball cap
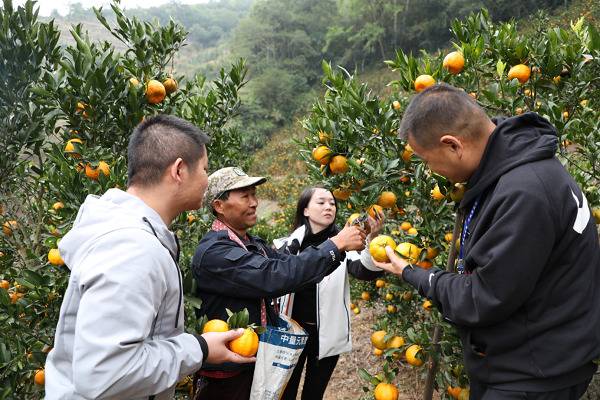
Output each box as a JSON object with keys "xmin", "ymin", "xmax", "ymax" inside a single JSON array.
[{"xmin": 204, "ymin": 167, "xmax": 266, "ymax": 207}]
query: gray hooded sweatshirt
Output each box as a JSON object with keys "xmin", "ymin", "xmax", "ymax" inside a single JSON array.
[{"xmin": 45, "ymin": 189, "xmax": 203, "ymax": 399}]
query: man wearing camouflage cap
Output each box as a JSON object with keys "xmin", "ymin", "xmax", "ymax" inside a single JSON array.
[{"xmin": 191, "ymin": 166, "xmax": 367, "ymax": 400}]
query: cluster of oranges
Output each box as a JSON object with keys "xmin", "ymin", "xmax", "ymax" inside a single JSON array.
[{"xmin": 202, "ymin": 319, "xmax": 259, "ymax": 357}]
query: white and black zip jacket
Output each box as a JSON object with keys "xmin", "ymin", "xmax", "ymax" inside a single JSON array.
[{"xmin": 274, "ymin": 224, "xmax": 383, "ymax": 359}]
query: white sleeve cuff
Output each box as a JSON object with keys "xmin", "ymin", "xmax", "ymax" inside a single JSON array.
[{"xmin": 360, "ymin": 248, "xmax": 383, "ymax": 271}]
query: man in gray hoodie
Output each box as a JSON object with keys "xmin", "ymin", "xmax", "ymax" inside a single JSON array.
[{"xmin": 45, "ymin": 115, "xmax": 254, "ymax": 399}]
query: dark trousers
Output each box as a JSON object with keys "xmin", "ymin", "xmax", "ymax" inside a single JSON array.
[
  {"xmin": 470, "ymin": 377, "xmax": 592, "ymax": 400},
  {"xmin": 194, "ymin": 369, "xmax": 254, "ymax": 400},
  {"xmin": 281, "ymin": 322, "xmax": 339, "ymax": 400}
]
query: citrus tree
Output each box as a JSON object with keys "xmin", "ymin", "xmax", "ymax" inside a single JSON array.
[
  {"xmin": 300, "ymin": 9, "xmax": 599, "ymax": 400},
  {"xmin": 0, "ymin": 1, "xmax": 248, "ymax": 397}
]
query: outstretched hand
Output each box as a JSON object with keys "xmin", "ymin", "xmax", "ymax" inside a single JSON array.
[
  {"xmin": 202, "ymin": 329, "xmax": 256, "ymax": 364},
  {"xmin": 371, "ymin": 246, "xmax": 410, "ymax": 276},
  {"xmin": 331, "ymin": 225, "xmax": 367, "ymax": 252}
]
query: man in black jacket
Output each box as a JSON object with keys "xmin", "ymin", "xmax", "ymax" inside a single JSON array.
[
  {"xmin": 374, "ymin": 84, "xmax": 600, "ymax": 400},
  {"xmin": 191, "ymin": 167, "xmax": 367, "ymax": 399}
]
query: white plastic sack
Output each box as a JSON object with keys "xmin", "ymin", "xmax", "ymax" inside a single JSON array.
[{"xmin": 249, "ymin": 314, "xmax": 307, "ymax": 400}]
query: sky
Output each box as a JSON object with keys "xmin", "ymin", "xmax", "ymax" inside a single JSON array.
[{"xmin": 15, "ymin": 0, "xmax": 209, "ymax": 16}]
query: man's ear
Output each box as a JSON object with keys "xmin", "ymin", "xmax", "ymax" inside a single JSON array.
[
  {"xmin": 439, "ymin": 135, "xmax": 464, "ymax": 155},
  {"xmin": 212, "ymin": 199, "xmax": 224, "ymax": 215},
  {"xmin": 168, "ymin": 158, "xmax": 185, "ymax": 183}
]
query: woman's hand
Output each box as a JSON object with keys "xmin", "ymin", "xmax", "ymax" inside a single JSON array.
[
  {"xmin": 331, "ymin": 225, "xmax": 367, "ymax": 252},
  {"xmin": 371, "ymin": 246, "xmax": 410, "ymax": 276}
]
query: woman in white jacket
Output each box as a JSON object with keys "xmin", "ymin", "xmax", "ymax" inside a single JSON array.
[{"xmin": 274, "ymin": 187, "xmax": 384, "ymax": 400}]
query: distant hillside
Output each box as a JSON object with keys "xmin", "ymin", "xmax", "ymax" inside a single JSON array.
[{"xmin": 40, "ymin": 0, "xmax": 253, "ymax": 77}]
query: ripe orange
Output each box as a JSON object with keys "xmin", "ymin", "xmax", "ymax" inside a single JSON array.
[
  {"xmin": 76, "ymin": 102, "xmax": 89, "ymax": 118},
  {"xmin": 374, "ymin": 382, "xmax": 399, "ymax": 400},
  {"xmin": 333, "ymin": 188, "xmax": 352, "ymax": 201},
  {"xmin": 203, "ymin": 319, "xmax": 229, "ymax": 333},
  {"xmin": 392, "ymin": 100, "xmax": 401, "ymax": 110},
  {"xmin": 329, "ymin": 155, "xmax": 349, "ymax": 174},
  {"xmin": 431, "ymin": 184, "xmax": 446, "ymax": 200},
  {"xmin": 402, "ymin": 291, "xmax": 413, "ymax": 301},
  {"xmin": 400, "ymin": 175, "xmax": 410, "ymax": 184},
  {"xmin": 187, "ymin": 214, "xmax": 197, "ymax": 224},
  {"xmin": 444, "ymin": 232, "xmax": 453, "ymax": 243},
  {"xmin": 414, "ymin": 74, "xmax": 435, "ymax": 92},
  {"xmin": 229, "ymin": 327, "xmax": 259, "ymax": 357},
  {"xmin": 48, "ymin": 249, "xmax": 65, "ymax": 266},
  {"xmin": 400, "ymin": 221, "xmax": 412, "ymax": 231},
  {"xmin": 312, "ymin": 146, "xmax": 332, "ymax": 165},
  {"xmin": 401, "ymin": 144, "xmax": 413, "ymax": 162},
  {"xmin": 374, "ymin": 348, "xmax": 384, "ymax": 357},
  {"xmin": 396, "ymin": 242, "xmax": 421, "ymax": 263},
  {"xmin": 353, "ymin": 307, "xmax": 360, "ymax": 314},
  {"xmin": 377, "ymin": 191, "xmax": 397, "ymax": 208},
  {"xmin": 349, "ymin": 302, "xmax": 356, "ymax": 310},
  {"xmin": 0, "ymin": 280, "xmax": 9, "ymax": 290},
  {"xmin": 443, "ymin": 51, "xmax": 465, "ymax": 74},
  {"xmin": 34, "ymin": 369, "xmax": 45, "ymax": 386},
  {"xmin": 407, "ymin": 227, "xmax": 418, "ymax": 236},
  {"xmin": 52, "ymin": 202, "xmax": 64, "ymax": 211},
  {"xmin": 385, "ymin": 292, "xmax": 394, "ymax": 301},
  {"xmin": 3, "ymin": 220, "xmax": 18, "ymax": 236},
  {"xmin": 369, "ymin": 235, "xmax": 397, "ymax": 262},
  {"xmin": 129, "ymin": 77, "xmax": 140, "ymax": 87},
  {"xmin": 553, "ymin": 75, "xmax": 561, "ymax": 84},
  {"xmin": 85, "ymin": 161, "xmax": 110, "ymax": 180},
  {"xmin": 405, "ymin": 344, "xmax": 424, "ymax": 367},
  {"xmin": 64, "ymin": 138, "xmax": 83, "ymax": 158},
  {"xmin": 163, "ymin": 77, "xmax": 178, "ymax": 94},
  {"xmin": 562, "ymin": 111, "xmax": 569, "ymax": 119},
  {"xmin": 387, "ymin": 336, "xmax": 404, "ymax": 349},
  {"xmin": 146, "ymin": 79, "xmax": 167, "ymax": 104},
  {"xmin": 426, "ymin": 247, "xmax": 439, "ymax": 260},
  {"xmin": 370, "ymin": 330, "xmax": 388, "ymax": 350},
  {"xmin": 448, "ymin": 386, "xmax": 462, "ymax": 399},
  {"xmin": 361, "ymin": 291, "xmax": 371, "ymax": 301},
  {"xmin": 375, "ymin": 279, "xmax": 386, "ymax": 288},
  {"xmin": 368, "ymin": 204, "xmax": 384, "ymax": 219},
  {"xmin": 10, "ymin": 292, "xmax": 24, "ymax": 304},
  {"xmin": 387, "ymin": 305, "xmax": 397, "ymax": 314},
  {"xmin": 507, "ymin": 64, "xmax": 531, "ymax": 84},
  {"xmin": 416, "ymin": 259, "xmax": 433, "ymax": 269},
  {"xmin": 423, "ymin": 300, "xmax": 433, "ymax": 311}
]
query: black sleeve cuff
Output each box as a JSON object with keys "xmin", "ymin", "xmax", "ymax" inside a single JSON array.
[
  {"xmin": 194, "ymin": 334, "xmax": 209, "ymax": 362},
  {"xmin": 402, "ymin": 266, "xmax": 443, "ymax": 298}
]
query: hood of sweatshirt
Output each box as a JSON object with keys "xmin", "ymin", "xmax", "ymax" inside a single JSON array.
[
  {"xmin": 461, "ymin": 112, "xmax": 558, "ymax": 206},
  {"xmin": 59, "ymin": 188, "xmax": 178, "ymax": 270}
]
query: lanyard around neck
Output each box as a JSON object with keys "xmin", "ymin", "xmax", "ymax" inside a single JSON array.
[{"xmin": 457, "ymin": 196, "xmax": 481, "ymax": 274}]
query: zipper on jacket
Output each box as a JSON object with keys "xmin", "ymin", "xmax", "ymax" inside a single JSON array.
[{"xmin": 143, "ymin": 217, "xmax": 183, "ymax": 328}]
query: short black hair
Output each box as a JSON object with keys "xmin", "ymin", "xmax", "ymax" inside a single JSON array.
[
  {"xmin": 398, "ymin": 83, "xmax": 489, "ymax": 149},
  {"xmin": 127, "ymin": 114, "xmax": 210, "ymax": 187},
  {"xmin": 292, "ymin": 186, "xmax": 338, "ymax": 230}
]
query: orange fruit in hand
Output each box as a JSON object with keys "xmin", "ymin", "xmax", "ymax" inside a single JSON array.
[
  {"xmin": 507, "ymin": 64, "xmax": 531, "ymax": 84},
  {"xmin": 368, "ymin": 204, "xmax": 384, "ymax": 219},
  {"xmin": 329, "ymin": 155, "xmax": 349, "ymax": 174},
  {"xmin": 3, "ymin": 220, "xmax": 18, "ymax": 236},
  {"xmin": 312, "ymin": 146, "xmax": 332, "ymax": 165},
  {"xmin": 146, "ymin": 79, "xmax": 167, "ymax": 104},
  {"xmin": 370, "ymin": 330, "xmax": 388, "ymax": 350},
  {"xmin": 229, "ymin": 327, "xmax": 259, "ymax": 357},
  {"xmin": 377, "ymin": 191, "xmax": 397, "ymax": 208},
  {"xmin": 163, "ymin": 77, "xmax": 178, "ymax": 94},
  {"xmin": 396, "ymin": 242, "xmax": 421, "ymax": 263},
  {"xmin": 405, "ymin": 344, "xmax": 424, "ymax": 366},
  {"xmin": 414, "ymin": 74, "xmax": 435, "ymax": 92},
  {"xmin": 48, "ymin": 248, "xmax": 64, "ymax": 266},
  {"xmin": 374, "ymin": 382, "xmax": 399, "ymax": 400},
  {"xmin": 34, "ymin": 369, "xmax": 45, "ymax": 386},
  {"xmin": 443, "ymin": 51, "xmax": 465, "ymax": 74},
  {"xmin": 203, "ymin": 319, "xmax": 229, "ymax": 333},
  {"xmin": 369, "ymin": 235, "xmax": 397, "ymax": 262},
  {"xmin": 346, "ymin": 213, "xmax": 361, "ymax": 225}
]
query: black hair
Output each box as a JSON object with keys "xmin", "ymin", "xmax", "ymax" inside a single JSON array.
[
  {"xmin": 127, "ymin": 114, "xmax": 210, "ymax": 187},
  {"xmin": 398, "ymin": 83, "xmax": 488, "ymax": 149},
  {"xmin": 292, "ymin": 186, "xmax": 338, "ymax": 231}
]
